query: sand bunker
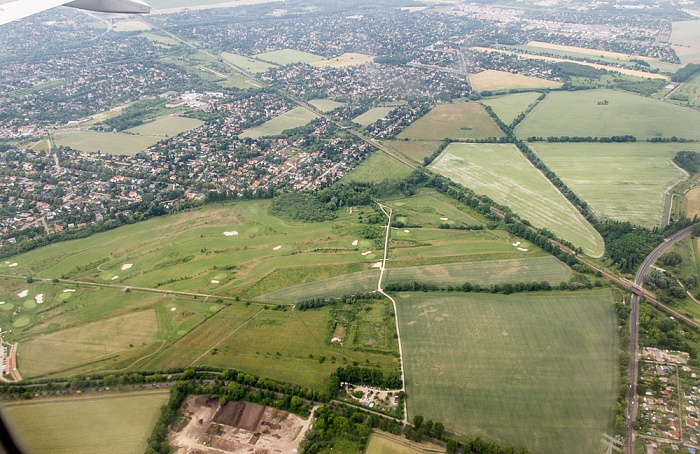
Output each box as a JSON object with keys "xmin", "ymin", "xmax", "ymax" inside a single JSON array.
[
  {"xmin": 331, "ymin": 337, "xmax": 342, "ymax": 343},
  {"xmin": 63, "ymin": 289, "xmax": 76, "ymax": 293},
  {"xmin": 512, "ymin": 241, "xmax": 521, "ymax": 247},
  {"xmin": 352, "ymin": 240, "xmax": 359, "ymax": 246},
  {"xmin": 121, "ymin": 263, "xmax": 133, "ymax": 271},
  {"xmin": 8, "ymin": 263, "xmax": 17, "ymax": 267},
  {"xmin": 171, "ymin": 307, "xmax": 177, "ymax": 311},
  {"xmin": 440, "ymin": 217, "xmax": 448, "ymax": 221},
  {"xmin": 17, "ymin": 290, "xmax": 28, "ymax": 298},
  {"xmin": 0, "ymin": 302, "xmax": 4, "ymax": 305},
  {"xmin": 224, "ymin": 231, "xmax": 239, "ymax": 236},
  {"xmin": 404, "ymin": 229, "xmax": 410, "ymax": 233},
  {"xmin": 35, "ymin": 294, "xmax": 44, "ymax": 304},
  {"xmin": 517, "ymin": 247, "xmax": 529, "ymax": 252},
  {"xmin": 362, "ymin": 251, "xmax": 372, "ymax": 256},
  {"xmin": 372, "ymin": 262, "xmax": 382, "ymax": 268},
  {"xmin": 273, "ymin": 245, "xmax": 282, "ymax": 251},
  {"xmin": 211, "ymin": 280, "xmax": 220, "ymax": 284},
  {"xmin": 111, "ymin": 275, "xmax": 119, "ymax": 280}
]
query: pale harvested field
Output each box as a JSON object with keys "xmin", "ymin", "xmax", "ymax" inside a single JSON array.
[
  {"xmin": 470, "ymin": 70, "xmax": 562, "ymax": 92},
  {"xmin": 113, "ymin": 20, "xmax": 152, "ymax": 31},
  {"xmin": 19, "ymin": 310, "xmax": 158, "ymax": 377},
  {"xmin": 311, "ymin": 53, "xmax": 374, "ymax": 68},
  {"xmin": 672, "ymin": 20, "xmax": 700, "ymax": 64},
  {"xmin": 430, "ymin": 143, "xmax": 604, "ymax": 256},
  {"xmin": 253, "ymin": 49, "xmax": 325, "ymax": 65},
  {"xmin": 471, "ymin": 47, "xmax": 670, "ymax": 80},
  {"xmin": 685, "ymin": 187, "xmax": 700, "ymax": 219}
]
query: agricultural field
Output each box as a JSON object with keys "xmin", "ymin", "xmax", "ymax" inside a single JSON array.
[
  {"xmin": 397, "ymin": 102, "xmax": 504, "ymax": 141},
  {"xmin": 685, "ymin": 187, "xmax": 700, "ymax": 219},
  {"xmin": 429, "ymin": 143, "xmax": 604, "ymax": 257},
  {"xmin": 308, "ymin": 98, "xmax": 345, "ymax": 112},
  {"xmin": 52, "ymin": 130, "xmax": 158, "ymax": 155},
  {"xmin": 481, "ymin": 92, "xmax": 542, "ymax": 125},
  {"xmin": 253, "ymin": 48, "xmax": 325, "ymax": 65},
  {"xmin": 341, "ymin": 151, "xmax": 415, "ymax": 183},
  {"xmin": 141, "ymin": 300, "xmax": 400, "ymax": 390},
  {"xmin": 218, "ymin": 73, "xmax": 262, "ymax": 89},
  {"xmin": 240, "ymin": 106, "xmax": 318, "ymax": 138},
  {"xmin": 221, "ymin": 52, "xmax": 278, "ymax": 73},
  {"xmin": 124, "ymin": 116, "xmax": 203, "ymax": 137},
  {"xmin": 365, "ymin": 432, "xmax": 442, "ymax": 454},
  {"xmin": 671, "ymin": 20, "xmax": 700, "ymax": 64},
  {"xmin": 469, "ymin": 70, "xmax": 562, "ymax": 92},
  {"xmin": 397, "ymin": 290, "xmax": 618, "ymax": 454},
  {"xmin": 508, "ymin": 41, "xmax": 682, "ymax": 73},
  {"xmin": 112, "ymin": 19, "xmax": 152, "ymax": 32},
  {"xmin": 352, "ymin": 106, "xmax": 394, "ymax": 126},
  {"xmin": 4, "ymin": 392, "xmax": 169, "ymax": 454},
  {"xmin": 311, "ymin": 53, "xmax": 374, "ymax": 68},
  {"xmin": 666, "ymin": 72, "xmax": 700, "ymax": 108},
  {"xmin": 515, "ymin": 89, "xmax": 700, "ymax": 140},
  {"xmin": 531, "ymin": 142, "xmax": 697, "ymax": 228},
  {"xmin": 379, "ymin": 140, "xmax": 442, "ymax": 163}
]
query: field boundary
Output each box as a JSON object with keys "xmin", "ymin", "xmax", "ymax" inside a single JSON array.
[{"xmin": 189, "ymin": 307, "xmax": 266, "ymax": 365}]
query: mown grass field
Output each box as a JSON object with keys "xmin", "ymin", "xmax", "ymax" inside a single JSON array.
[
  {"xmin": 240, "ymin": 106, "xmax": 318, "ymax": 138},
  {"xmin": 253, "ymin": 48, "xmax": 324, "ymax": 65},
  {"xmin": 671, "ymin": 20, "xmax": 700, "ymax": 64},
  {"xmin": 531, "ymin": 142, "xmax": 696, "ymax": 228},
  {"xmin": 142, "ymin": 301, "xmax": 399, "ymax": 390},
  {"xmin": 482, "ymin": 92, "xmax": 542, "ymax": 125},
  {"xmin": 341, "ymin": 151, "xmax": 414, "ymax": 183},
  {"xmin": 379, "ymin": 140, "xmax": 442, "ymax": 163},
  {"xmin": 308, "ymin": 98, "xmax": 345, "ymax": 112},
  {"xmin": 398, "ymin": 290, "xmax": 618, "ymax": 454},
  {"xmin": 366, "ymin": 432, "xmax": 439, "ymax": 454},
  {"xmin": 352, "ymin": 107, "xmax": 394, "ymax": 126},
  {"xmin": 469, "ymin": 70, "xmax": 562, "ymax": 92},
  {"xmin": 52, "ymin": 130, "xmax": 158, "ymax": 155},
  {"xmin": 666, "ymin": 72, "xmax": 700, "ymax": 108},
  {"xmin": 221, "ymin": 52, "xmax": 278, "ymax": 73},
  {"xmin": 4, "ymin": 392, "xmax": 169, "ymax": 454},
  {"xmin": 430, "ymin": 143, "xmax": 604, "ymax": 256},
  {"xmin": 311, "ymin": 53, "xmax": 374, "ymax": 68},
  {"xmin": 397, "ymin": 102, "xmax": 504, "ymax": 141},
  {"xmin": 515, "ymin": 89, "xmax": 700, "ymax": 140},
  {"xmin": 124, "ymin": 116, "xmax": 203, "ymax": 137}
]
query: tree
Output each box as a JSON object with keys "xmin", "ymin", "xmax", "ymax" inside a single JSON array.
[
  {"xmin": 433, "ymin": 422, "xmax": 444, "ymax": 439},
  {"xmin": 413, "ymin": 415, "xmax": 424, "ymax": 430}
]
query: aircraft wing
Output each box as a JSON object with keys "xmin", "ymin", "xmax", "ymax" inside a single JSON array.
[{"xmin": 0, "ymin": 0, "xmax": 150, "ymax": 26}]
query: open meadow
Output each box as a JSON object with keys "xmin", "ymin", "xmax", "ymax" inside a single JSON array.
[
  {"xmin": 340, "ymin": 151, "xmax": 415, "ymax": 183},
  {"xmin": 482, "ymin": 92, "xmax": 542, "ymax": 125},
  {"xmin": 253, "ymin": 48, "xmax": 324, "ymax": 65},
  {"xmin": 671, "ymin": 20, "xmax": 700, "ymax": 64},
  {"xmin": 308, "ymin": 98, "xmax": 345, "ymax": 112},
  {"xmin": 397, "ymin": 102, "xmax": 504, "ymax": 141},
  {"xmin": 397, "ymin": 290, "xmax": 618, "ymax": 454},
  {"xmin": 379, "ymin": 140, "xmax": 442, "ymax": 163},
  {"xmin": 221, "ymin": 52, "xmax": 278, "ymax": 73},
  {"xmin": 469, "ymin": 70, "xmax": 562, "ymax": 92},
  {"xmin": 124, "ymin": 116, "xmax": 203, "ymax": 137},
  {"xmin": 666, "ymin": 72, "xmax": 700, "ymax": 108},
  {"xmin": 366, "ymin": 432, "xmax": 442, "ymax": 454},
  {"xmin": 352, "ymin": 107, "xmax": 394, "ymax": 126},
  {"xmin": 515, "ymin": 89, "xmax": 700, "ymax": 140},
  {"xmin": 311, "ymin": 53, "xmax": 374, "ymax": 68},
  {"xmin": 4, "ymin": 392, "xmax": 169, "ymax": 454},
  {"xmin": 240, "ymin": 106, "xmax": 318, "ymax": 138},
  {"xmin": 531, "ymin": 142, "xmax": 697, "ymax": 228},
  {"xmin": 429, "ymin": 143, "xmax": 604, "ymax": 256},
  {"xmin": 53, "ymin": 130, "xmax": 159, "ymax": 155}
]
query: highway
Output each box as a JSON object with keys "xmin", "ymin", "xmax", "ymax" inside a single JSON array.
[{"xmin": 625, "ymin": 225, "xmax": 694, "ymax": 453}]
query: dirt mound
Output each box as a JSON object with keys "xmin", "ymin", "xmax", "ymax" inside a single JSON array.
[{"xmin": 213, "ymin": 401, "xmax": 266, "ymax": 431}]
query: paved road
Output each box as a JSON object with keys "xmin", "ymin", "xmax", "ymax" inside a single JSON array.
[{"xmin": 625, "ymin": 225, "xmax": 694, "ymax": 453}]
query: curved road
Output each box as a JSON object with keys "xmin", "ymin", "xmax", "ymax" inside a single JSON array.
[{"xmin": 625, "ymin": 225, "xmax": 694, "ymax": 453}]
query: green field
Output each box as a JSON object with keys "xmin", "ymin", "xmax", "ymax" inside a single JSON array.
[
  {"xmin": 311, "ymin": 53, "xmax": 374, "ymax": 68},
  {"xmin": 379, "ymin": 140, "xmax": 442, "ymax": 163},
  {"xmin": 430, "ymin": 143, "xmax": 604, "ymax": 257},
  {"xmin": 366, "ymin": 433, "xmax": 438, "ymax": 454},
  {"xmin": 124, "ymin": 116, "xmax": 203, "ymax": 137},
  {"xmin": 352, "ymin": 107, "xmax": 394, "ymax": 126},
  {"xmin": 397, "ymin": 102, "xmax": 504, "ymax": 141},
  {"xmin": 671, "ymin": 20, "xmax": 700, "ymax": 64},
  {"xmin": 469, "ymin": 70, "xmax": 562, "ymax": 93},
  {"xmin": 667, "ymin": 72, "xmax": 700, "ymax": 108},
  {"xmin": 341, "ymin": 151, "xmax": 415, "ymax": 183},
  {"xmin": 398, "ymin": 290, "xmax": 618, "ymax": 454},
  {"xmin": 308, "ymin": 98, "xmax": 345, "ymax": 112},
  {"xmin": 142, "ymin": 300, "xmax": 399, "ymax": 390},
  {"xmin": 515, "ymin": 89, "xmax": 700, "ymax": 140},
  {"xmin": 221, "ymin": 52, "xmax": 278, "ymax": 73},
  {"xmin": 531, "ymin": 142, "xmax": 696, "ymax": 228},
  {"xmin": 4, "ymin": 392, "xmax": 169, "ymax": 454},
  {"xmin": 482, "ymin": 92, "xmax": 542, "ymax": 125},
  {"xmin": 240, "ymin": 106, "xmax": 318, "ymax": 138},
  {"xmin": 253, "ymin": 48, "xmax": 325, "ymax": 65},
  {"xmin": 53, "ymin": 130, "xmax": 159, "ymax": 155}
]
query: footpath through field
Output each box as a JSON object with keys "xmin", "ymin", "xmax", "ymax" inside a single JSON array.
[{"xmin": 376, "ymin": 202, "xmax": 408, "ymax": 426}]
